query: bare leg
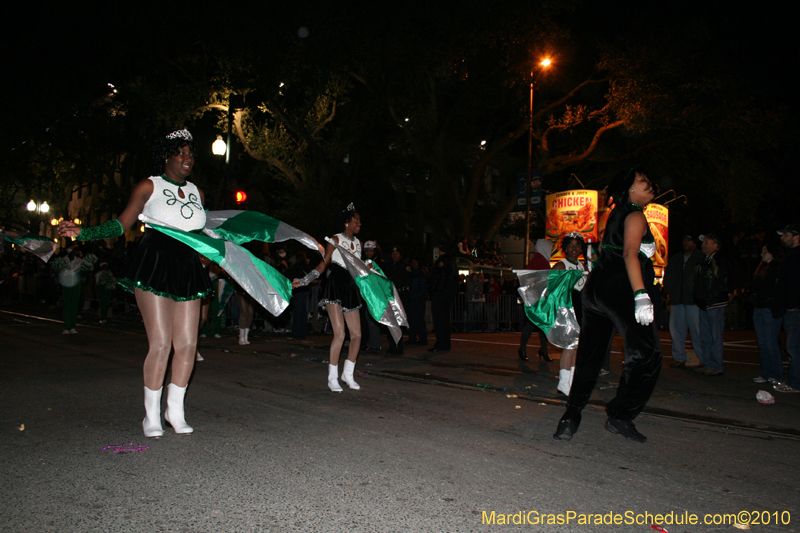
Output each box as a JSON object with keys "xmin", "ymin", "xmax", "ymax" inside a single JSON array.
[
  {"xmin": 237, "ymin": 292, "xmax": 255, "ymax": 344},
  {"xmin": 327, "ymin": 303, "xmax": 346, "ymax": 366},
  {"xmin": 558, "ymin": 348, "xmax": 577, "ymax": 395},
  {"xmin": 343, "ymin": 309, "xmax": 362, "ymax": 362},
  {"xmin": 198, "ymin": 297, "xmax": 210, "ymax": 332},
  {"xmin": 197, "ymin": 297, "xmax": 210, "ymax": 360},
  {"xmin": 170, "ymin": 299, "xmax": 201, "ymax": 387},
  {"xmin": 560, "ymin": 348, "xmax": 577, "ymax": 370},
  {"xmin": 137, "ymin": 289, "xmax": 176, "ymax": 390},
  {"xmin": 237, "ymin": 293, "xmax": 255, "ymax": 329},
  {"xmin": 340, "ymin": 308, "xmax": 363, "ymax": 390}
]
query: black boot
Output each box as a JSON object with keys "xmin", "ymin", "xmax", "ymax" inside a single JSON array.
[
  {"xmin": 553, "ymin": 410, "xmax": 581, "ymax": 440},
  {"xmin": 517, "ymin": 347, "xmax": 528, "ymax": 361},
  {"xmin": 604, "ymin": 418, "xmax": 647, "ymax": 443},
  {"xmin": 539, "ymin": 348, "xmax": 552, "ymax": 362}
]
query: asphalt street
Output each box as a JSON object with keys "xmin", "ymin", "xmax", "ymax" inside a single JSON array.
[{"xmin": 2, "ymin": 306, "xmax": 799, "ymax": 532}]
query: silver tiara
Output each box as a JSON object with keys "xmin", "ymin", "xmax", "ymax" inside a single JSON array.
[
  {"xmin": 345, "ymin": 203, "xmax": 355, "ymax": 212},
  {"xmin": 166, "ymin": 129, "xmax": 193, "ymax": 141},
  {"xmin": 564, "ymin": 231, "xmax": 584, "ymax": 240}
]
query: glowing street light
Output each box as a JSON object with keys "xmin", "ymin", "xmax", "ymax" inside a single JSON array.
[
  {"xmin": 27, "ymin": 199, "xmax": 50, "ymax": 213},
  {"xmin": 524, "ymin": 57, "xmax": 553, "ymax": 266},
  {"xmin": 212, "ymin": 135, "xmax": 227, "ymax": 156}
]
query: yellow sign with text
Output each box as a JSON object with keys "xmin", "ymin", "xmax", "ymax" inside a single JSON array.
[
  {"xmin": 545, "ymin": 189, "xmax": 598, "ymax": 261},
  {"xmin": 644, "ymin": 203, "xmax": 669, "ymax": 270}
]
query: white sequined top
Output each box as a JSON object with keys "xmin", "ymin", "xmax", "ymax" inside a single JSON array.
[
  {"xmin": 640, "ymin": 241, "xmax": 656, "ymax": 259},
  {"xmin": 559, "ymin": 258, "xmax": 587, "ymax": 291},
  {"xmin": 142, "ymin": 175, "xmax": 206, "ymax": 231},
  {"xmin": 331, "ymin": 232, "xmax": 361, "ymax": 268}
]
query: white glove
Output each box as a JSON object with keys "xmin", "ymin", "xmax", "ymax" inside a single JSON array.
[{"xmin": 634, "ymin": 292, "xmax": 654, "ymax": 326}]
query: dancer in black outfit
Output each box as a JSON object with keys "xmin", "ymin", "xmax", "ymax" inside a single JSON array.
[
  {"xmin": 59, "ymin": 128, "xmax": 211, "ymax": 437},
  {"xmin": 292, "ymin": 204, "xmax": 364, "ymax": 392},
  {"xmin": 554, "ymin": 168, "xmax": 661, "ymax": 443}
]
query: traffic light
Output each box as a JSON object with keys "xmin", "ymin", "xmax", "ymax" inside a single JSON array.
[{"xmin": 235, "ymin": 191, "xmax": 247, "ymax": 204}]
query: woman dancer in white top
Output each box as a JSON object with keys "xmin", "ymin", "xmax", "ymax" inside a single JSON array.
[
  {"xmin": 58, "ymin": 128, "xmax": 211, "ymax": 437},
  {"xmin": 293, "ymin": 204, "xmax": 363, "ymax": 392},
  {"xmin": 552, "ymin": 232, "xmax": 590, "ymax": 395}
]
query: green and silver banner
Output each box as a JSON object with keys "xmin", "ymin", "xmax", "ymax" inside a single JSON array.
[
  {"xmin": 1, "ymin": 231, "xmax": 57, "ymax": 263},
  {"xmin": 326, "ymin": 237, "xmax": 408, "ymax": 343},
  {"xmin": 515, "ymin": 269, "xmax": 585, "ymax": 349},
  {"xmin": 140, "ymin": 214, "xmax": 292, "ymax": 316},
  {"xmin": 204, "ymin": 210, "xmax": 324, "ymax": 255}
]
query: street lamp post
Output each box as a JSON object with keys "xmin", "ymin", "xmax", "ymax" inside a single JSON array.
[
  {"xmin": 213, "ymin": 95, "xmax": 235, "ymax": 208},
  {"xmin": 26, "ymin": 199, "xmax": 51, "ymax": 234},
  {"xmin": 523, "ymin": 58, "xmax": 551, "ymax": 267}
]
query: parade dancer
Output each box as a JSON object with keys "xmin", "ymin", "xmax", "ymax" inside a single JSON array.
[
  {"xmin": 551, "ymin": 232, "xmax": 590, "ymax": 395},
  {"xmin": 293, "ymin": 204, "xmax": 364, "ymax": 392},
  {"xmin": 554, "ymin": 168, "xmax": 661, "ymax": 443},
  {"xmin": 59, "ymin": 128, "xmax": 212, "ymax": 437}
]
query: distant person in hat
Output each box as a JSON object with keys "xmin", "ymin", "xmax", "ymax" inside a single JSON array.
[
  {"xmin": 385, "ymin": 246, "xmax": 411, "ymax": 355},
  {"xmin": 428, "ymin": 241, "xmax": 460, "ymax": 352},
  {"xmin": 692, "ymin": 232, "xmax": 730, "ymax": 376},
  {"xmin": 95, "ymin": 261, "xmax": 116, "ymax": 325},
  {"xmin": 360, "ymin": 240, "xmax": 385, "ymax": 352},
  {"xmin": 771, "ymin": 223, "xmax": 800, "ymax": 393},
  {"xmin": 663, "ymin": 235, "xmax": 705, "ymax": 368},
  {"xmin": 750, "ymin": 242, "xmax": 784, "ymax": 385},
  {"xmin": 406, "ymin": 258, "xmax": 429, "ymax": 345}
]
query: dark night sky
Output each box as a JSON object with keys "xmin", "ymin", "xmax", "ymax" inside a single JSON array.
[
  {"xmin": 3, "ymin": 3, "xmax": 796, "ymax": 163},
  {"xmin": 4, "ymin": 5, "xmax": 210, "ymax": 142}
]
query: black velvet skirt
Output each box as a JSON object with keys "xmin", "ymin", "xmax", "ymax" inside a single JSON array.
[
  {"xmin": 118, "ymin": 229, "xmax": 212, "ymax": 302},
  {"xmin": 319, "ymin": 263, "xmax": 362, "ymax": 312}
]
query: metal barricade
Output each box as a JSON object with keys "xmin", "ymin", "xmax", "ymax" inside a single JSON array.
[
  {"xmin": 449, "ymin": 293, "xmax": 524, "ymax": 332},
  {"xmin": 498, "ymin": 294, "xmax": 525, "ymax": 331}
]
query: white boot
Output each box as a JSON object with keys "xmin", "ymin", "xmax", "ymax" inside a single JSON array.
[
  {"xmin": 557, "ymin": 369, "xmax": 572, "ymax": 396},
  {"xmin": 143, "ymin": 386, "xmax": 164, "ymax": 438},
  {"xmin": 328, "ymin": 364, "xmax": 343, "ymax": 392},
  {"xmin": 164, "ymin": 383, "xmax": 193, "ymax": 434},
  {"xmin": 239, "ymin": 328, "xmax": 249, "ymax": 345},
  {"xmin": 244, "ymin": 328, "xmax": 250, "ymax": 344},
  {"xmin": 341, "ymin": 359, "xmax": 361, "ymax": 390}
]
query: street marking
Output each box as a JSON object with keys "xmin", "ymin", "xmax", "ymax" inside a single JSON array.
[
  {"xmin": 0, "ymin": 310, "xmax": 142, "ymax": 336},
  {"xmin": 1, "ymin": 310, "xmax": 63, "ymax": 324},
  {"xmin": 451, "ymin": 336, "xmax": 761, "ymax": 365}
]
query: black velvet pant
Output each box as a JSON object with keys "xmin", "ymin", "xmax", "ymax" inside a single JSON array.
[
  {"xmin": 407, "ymin": 298, "xmax": 428, "ymax": 344},
  {"xmin": 565, "ymin": 268, "xmax": 662, "ymax": 422},
  {"xmin": 431, "ymin": 293, "xmax": 454, "ymax": 350}
]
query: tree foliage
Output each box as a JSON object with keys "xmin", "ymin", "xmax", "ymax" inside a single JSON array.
[{"xmin": 2, "ymin": 1, "xmax": 792, "ymax": 248}]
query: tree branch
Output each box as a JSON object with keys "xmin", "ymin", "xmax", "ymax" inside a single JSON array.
[
  {"xmin": 313, "ymin": 100, "xmax": 337, "ymax": 135},
  {"xmin": 483, "ymin": 194, "xmax": 520, "ymax": 240},
  {"xmin": 232, "ymin": 110, "xmax": 301, "ymax": 186},
  {"xmin": 544, "ymin": 120, "xmax": 625, "ymax": 171}
]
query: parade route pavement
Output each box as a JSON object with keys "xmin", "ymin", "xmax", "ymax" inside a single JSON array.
[{"xmin": 2, "ymin": 307, "xmax": 799, "ymax": 532}]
